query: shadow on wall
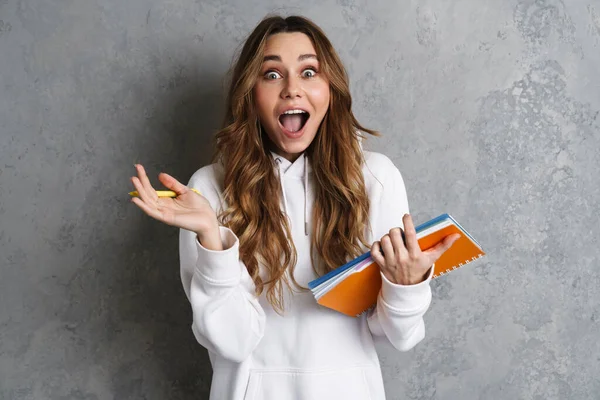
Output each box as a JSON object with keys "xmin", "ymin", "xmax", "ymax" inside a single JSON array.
[{"xmin": 107, "ymin": 63, "xmax": 227, "ymax": 398}]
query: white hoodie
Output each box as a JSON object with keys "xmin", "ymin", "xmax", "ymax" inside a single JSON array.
[{"xmin": 179, "ymin": 151, "xmax": 433, "ymax": 400}]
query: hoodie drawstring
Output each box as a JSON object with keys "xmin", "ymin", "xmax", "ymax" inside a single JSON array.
[
  {"xmin": 275, "ymin": 155, "xmax": 309, "ymax": 236},
  {"xmin": 275, "ymin": 158, "xmax": 290, "ymax": 217},
  {"xmin": 304, "ymin": 157, "xmax": 308, "ymax": 236}
]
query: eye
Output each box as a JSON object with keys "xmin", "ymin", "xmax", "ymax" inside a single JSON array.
[
  {"xmin": 264, "ymin": 70, "xmax": 282, "ymax": 80},
  {"xmin": 302, "ymin": 68, "xmax": 317, "ymax": 78}
]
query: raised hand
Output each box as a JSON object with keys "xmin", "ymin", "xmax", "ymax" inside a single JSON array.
[
  {"xmin": 130, "ymin": 164, "xmax": 221, "ymax": 248},
  {"xmin": 371, "ymin": 214, "xmax": 460, "ymax": 285}
]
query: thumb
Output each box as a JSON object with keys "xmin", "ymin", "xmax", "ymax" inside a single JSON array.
[
  {"xmin": 158, "ymin": 172, "xmax": 189, "ymax": 195},
  {"xmin": 425, "ymin": 233, "xmax": 461, "ymax": 260}
]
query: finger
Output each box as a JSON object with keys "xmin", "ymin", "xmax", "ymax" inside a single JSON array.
[
  {"xmin": 425, "ymin": 233, "xmax": 461, "ymax": 261},
  {"xmin": 381, "ymin": 234, "xmax": 395, "ymax": 265},
  {"xmin": 131, "ymin": 176, "xmax": 153, "ymax": 205},
  {"xmin": 371, "ymin": 241, "xmax": 385, "ymax": 267},
  {"xmin": 403, "ymin": 214, "xmax": 420, "ymax": 255},
  {"xmin": 389, "ymin": 227, "xmax": 408, "ymax": 258},
  {"xmin": 158, "ymin": 172, "xmax": 189, "ymax": 196},
  {"xmin": 136, "ymin": 164, "xmax": 158, "ymax": 202},
  {"xmin": 131, "ymin": 196, "xmax": 162, "ymax": 221}
]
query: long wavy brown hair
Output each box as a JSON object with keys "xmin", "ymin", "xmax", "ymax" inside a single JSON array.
[{"xmin": 213, "ymin": 15, "xmax": 379, "ymax": 313}]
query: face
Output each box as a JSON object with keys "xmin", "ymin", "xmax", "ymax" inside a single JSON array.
[{"xmin": 253, "ymin": 32, "xmax": 330, "ymax": 162}]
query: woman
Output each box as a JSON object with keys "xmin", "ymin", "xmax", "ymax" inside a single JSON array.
[{"xmin": 131, "ymin": 15, "xmax": 458, "ymax": 400}]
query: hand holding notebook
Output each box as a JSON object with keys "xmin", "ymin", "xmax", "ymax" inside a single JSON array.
[
  {"xmin": 371, "ymin": 214, "xmax": 460, "ymax": 286},
  {"xmin": 308, "ymin": 214, "xmax": 485, "ymax": 317}
]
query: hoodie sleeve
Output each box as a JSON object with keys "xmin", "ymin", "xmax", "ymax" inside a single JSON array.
[
  {"xmin": 179, "ymin": 169, "xmax": 266, "ymax": 363},
  {"xmin": 365, "ymin": 154, "xmax": 433, "ymax": 352}
]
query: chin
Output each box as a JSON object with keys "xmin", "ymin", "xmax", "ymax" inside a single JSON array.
[
  {"xmin": 279, "ymin": 142, "xmax": 310, "ymax": 156},
  {"xmin": 266, "ymin": 120, "xmax": 318, "ymax": 159}
]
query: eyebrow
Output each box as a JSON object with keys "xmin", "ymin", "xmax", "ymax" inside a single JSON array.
[{"xmin": 263, "ymin": 54, "xmax": 318, "ymax": 62}]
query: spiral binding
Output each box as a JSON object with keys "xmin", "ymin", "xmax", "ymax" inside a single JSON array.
[{"xmin": 435, "ymin": 253, "xmax": 484, "ymax": 277}]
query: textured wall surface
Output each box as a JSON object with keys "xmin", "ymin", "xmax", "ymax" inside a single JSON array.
[{"xmin": 1, "ymin": 0, "xmax": 599, "ymax": 399}]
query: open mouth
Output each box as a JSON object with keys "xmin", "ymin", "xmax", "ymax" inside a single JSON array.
[{"xmin": 278, "ymin": 110, "xmax": 310, "ymax": 133}]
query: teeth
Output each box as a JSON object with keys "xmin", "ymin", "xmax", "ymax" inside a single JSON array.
[{"xmin": 282, "ymin": 109, "xmax": 307, "ymax": 115}]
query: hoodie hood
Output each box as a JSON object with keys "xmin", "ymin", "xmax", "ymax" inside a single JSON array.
[{"xmin": 269, "ymin": 131, "xmax": 365, "ymax": 237}]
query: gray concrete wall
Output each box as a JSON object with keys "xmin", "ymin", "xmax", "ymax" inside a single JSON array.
[{"xmin": 1, "ymin": 0, "xmax": 599, "ymax": 399}]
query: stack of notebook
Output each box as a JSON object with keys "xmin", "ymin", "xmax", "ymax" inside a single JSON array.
[{"xmin": 308, "ymin": 214, "xmax": 485, "ymax": 317}]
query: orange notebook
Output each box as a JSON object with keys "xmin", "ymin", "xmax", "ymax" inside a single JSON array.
[{"xmin": 308, "ymin": 214, "xmax": 485, "ymax": 317}]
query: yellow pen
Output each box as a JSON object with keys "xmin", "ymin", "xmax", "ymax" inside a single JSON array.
[{"xmin": 129, "ymin": 188, "xmax": 202, "ymax": 197}]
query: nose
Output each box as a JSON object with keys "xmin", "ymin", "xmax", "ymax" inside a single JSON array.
[{"xmin": 280, "ymin": 75, "xmax": 303, "ymax": 99}]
